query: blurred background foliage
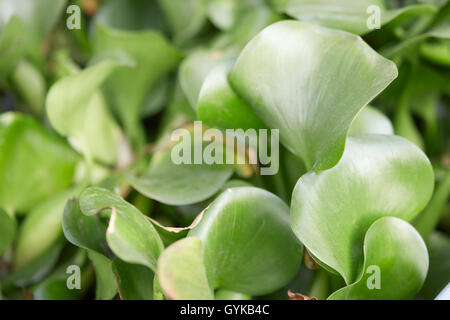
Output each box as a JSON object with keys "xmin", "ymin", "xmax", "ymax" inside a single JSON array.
[{"xmin": 0, "ymin": 0, "xmax": 449, "ymax": 300}]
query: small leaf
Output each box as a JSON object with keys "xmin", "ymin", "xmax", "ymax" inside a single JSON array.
[
  {"xmin": 62, "ymin": 199, "xmax": 109, "ymax": 255},
  {"xmin": 87, "ymin": 250, "xmax": 117, "ymax": 300},
  {"xmin": 157, "ymin": 237, "xmax": 214, "ymax": 300},
  {"xmin": 46, "ymin": 59, "xmax": 128, "ymax": 165},
  {"xmin": 188, "ymin": 187, "xmax": 303, "ymax": 295},
  {"xmin": 328, "ymin": 217, "xmax": 428, "ymax": 300},
  {"xmin": 79, "ymin": 187, "xmax": 164, "ymax": 271},
  {"xmin": 197, "ymin": 60, "xmax": 266, "ymax": 130},
  {"xmin": 127, "ymin": 126, "xmax": 233, "ymax": 206},
  {"xmin": 179, "ymin": 48, "xmax": 237, "ymax": 110},
  {"xmin": 112, "ymin": 258, "xmax": 154, "ymax": 300},
  {"xmin": 15, "ymin": 186, "xmax": 83, "ymax": 269},
  {"xmin": 92, "ymin": 23, "xmax": 181, "ymax": 143}
]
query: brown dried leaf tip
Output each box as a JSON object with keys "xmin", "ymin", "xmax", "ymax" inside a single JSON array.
[
  {"xmin": 303, "ymin": 250, "xmax": 318, "ymax": 270},
  {"xmin": 288, "ymin": 290, "xmax": 317, "ymax": 300}
]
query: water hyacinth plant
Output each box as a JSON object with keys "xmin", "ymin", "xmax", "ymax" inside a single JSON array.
[{"xmin": 0, "ymin": 0, "xmax": 449, "ymax": 301}]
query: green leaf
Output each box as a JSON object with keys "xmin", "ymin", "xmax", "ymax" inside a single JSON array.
[
  {"xmin": 112, "ymin": 258, "xmax": 154, "ymax": 300},
  {"xmin": 127, "ymin": 127, "xmax": 233, "ymax": 206},
  {"xmin": 157, "ymin": 0, "xmax": 207, "ymax": 44},
  {"xmin": 0, "ymin": 112, "xmax": 79, "ymax": 214},
  {"xmin": 414, "ymin": 168, "xmax": 450, "ymax": 240},
  {"xmin": 229, "ymin": 21, "xmax": 398, "ymax": 170},
  {"xmin": 197, "ymin": 60, "xmax": 266, "ymax": 130},
  {"xmin": 46, "ymin": 58, "xmax": 128, "ymax": 165},
  {"xmin": 0, "ymin": 208, "xmax": 15, "ymax": 255},
  {"xmin": 0, "ymin": 16, "xmax": 26, "ymax": 81},
  {"xmin": 79, "ymin": 187, "xmax": 164, "ymax": 272},
  {"xmin": 328, "ymin": 217, "xmax": 428, "ymax": 300},
  {"xmin": 291, "ymin": 135, "xmax": 434, "ymax": 284},
  {"xmin": 179, "ymin": 48, "xmax": 237, "ymax": 110},
  {"xmin": 421, "ymin": 232, "xmax": 450, "ymax": 299},
  {"xmin": 1, "ymin": 244, "xmax": 63, "ymax": 291},
  {"xmin": 0, "ymin": 0, "xmax": 66, "ymax": 63},
  {"xmin": 11, "ymin": 59, "xmax": 46, "ymax": 114},
  {"xmin": 87, "ymin": 250, "xmax": 117, "ymax": 300},
  {"xmin": 157, "ymin": 237, "xmax": 214, "ymax": 300},
  {"xmin": 271, "ymin": 0, "xmax": 437, "ymax": 35},
  {"xmin": 94, "ymin": 0, "xmax": 165, "ymax": 31},
  {"xmin": 188, "ymin": 187, "xmax": 302, "ymax": 295},
  {"xmin": 382, "ymin": 7, "xmax": 450, "ymax": 58},
  {"xmin": 14, "ymin": 186, "xmax": 83, "ymax": 269},
  {"xmin": 348, "ymin": 105, "xmax": 394, "ymax": 136},
  {"xmin": 92, "ymin": 23, "xmax": 181, "ymax": 144},
  {"xmin": 215, "ymin": 289, "xmax": 251, "ymax": 300},
  {"xmin": 62, "ymin": 199, "xmax": 108, "ymax": 255}
]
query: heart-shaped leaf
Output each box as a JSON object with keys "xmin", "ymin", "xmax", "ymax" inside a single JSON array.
[
  {"xmin": 0, "ymin": 112, "xmax": 79, "ymax": 214},
  {"xmin": 291, "ymin": 134, "xmax": 434, "ymax": 283},
  {"xmin": 230, "ymin": 21, "xmax": 398, "ymax": 170},
  {"xmin": 328, "ymin": 217, "xmax": 428, "ymax": 300},
  {"xmin": 79, "ymin": 187, "xmax": 164, "ymax": 271},
  {"xmin": 188, "ymin": 187, "xmax": 302, "ymax": 295}
]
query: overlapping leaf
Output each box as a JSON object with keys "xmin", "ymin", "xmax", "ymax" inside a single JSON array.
[
  {"xmin": 158, "ymin": 187, "xmax": 303, "ymax": 298},
  {"xmin": 46, "ymin": 59, "xmax": 127, "ymax": 165},
  {"xmin": 230, "ymin": 21, "xmax": 398, "ymax": 170},
  {"xmin": 291, "ymin": 135, "xmax": 434, "ymax": 284}
]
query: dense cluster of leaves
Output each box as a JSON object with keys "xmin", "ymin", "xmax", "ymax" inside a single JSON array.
[{"xmin": 0, "ymin": 0, "xmax": 449, "ymax": 300}]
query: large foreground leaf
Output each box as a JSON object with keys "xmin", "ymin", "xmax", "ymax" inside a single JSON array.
[
  {"xmin": 230, "ymin": 21, "xmax": 397, "ymax": 170},
  {"xmin": 157, "ymin": 187, "xmax": 302, "ymax": 299},
  {"xmin": 291, "ymin": 135, "xmax": 433, "ymax": 284}
]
